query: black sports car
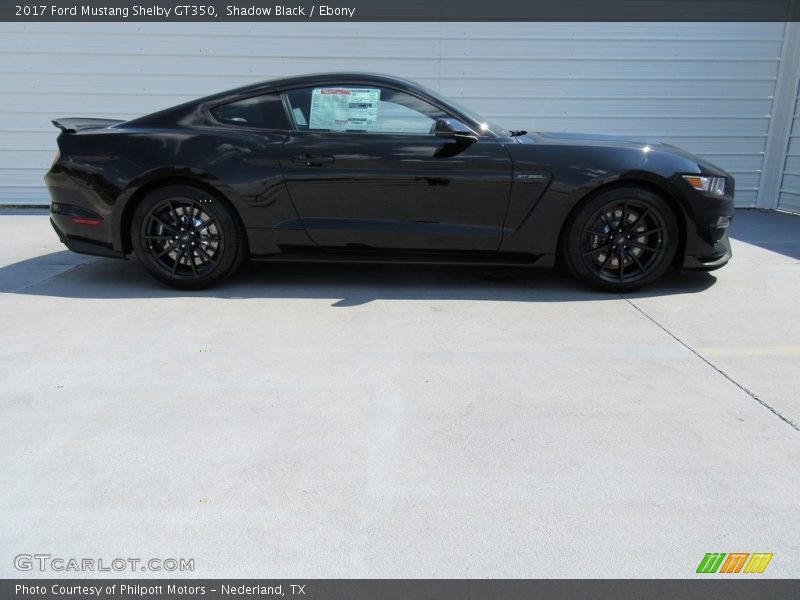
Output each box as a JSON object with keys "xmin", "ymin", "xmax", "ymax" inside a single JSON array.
[{"xmin": 45, "ymin": 73, "xmax": 734, "ymax": 290}]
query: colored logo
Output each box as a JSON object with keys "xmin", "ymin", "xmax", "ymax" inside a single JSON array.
[{"xmin": 696, "ymin": 553, "xmax": 773, "ymax": 574}]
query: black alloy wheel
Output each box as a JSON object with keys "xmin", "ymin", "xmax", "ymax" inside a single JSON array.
[
  {"xmin": 562, "ymin": 187, "xmax": 679, "ymax": 291},
  {"xmin": 131, "ymin": 185, "xmax": 245, "ymax": 289}
]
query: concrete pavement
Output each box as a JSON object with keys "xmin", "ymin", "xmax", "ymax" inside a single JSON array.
[{"xmin": 0, "ymin": 208, "xmax": 798, "ymax": 578}]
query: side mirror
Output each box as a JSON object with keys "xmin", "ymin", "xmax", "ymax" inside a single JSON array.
[{"xmin": 435, "ymin": 118, "xmax": 477, "ymax": 142}]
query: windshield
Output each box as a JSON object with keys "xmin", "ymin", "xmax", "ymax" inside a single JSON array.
[{"xmin": 416, "ymin": 83, "xmax": 511, "ymax": 137}]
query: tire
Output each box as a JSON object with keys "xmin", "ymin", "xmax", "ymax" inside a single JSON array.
[
  {"xmin": 561, "ymin": 186, "xmax": 679, "ymax": 291},
  {"xmin": 131, "ymin": 184, "xmax": 246, "ymax": 289}
]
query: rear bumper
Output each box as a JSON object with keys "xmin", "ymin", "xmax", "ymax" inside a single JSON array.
[
  {"xmin": 46, "ymin": 166, "xmax": 126, "ymax": 259},
  {"xmin": 50, "ymin": 215, "xmax": 125, "ymax": 259}
]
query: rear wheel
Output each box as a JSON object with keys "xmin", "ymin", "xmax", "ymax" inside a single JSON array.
[
  {"xmin": 561, "ymin": 186, "xmax": 679, "ymax": 291},
  {"xmin": 131, "ymin": 185, "xmax": 245, "ymax": 289}
]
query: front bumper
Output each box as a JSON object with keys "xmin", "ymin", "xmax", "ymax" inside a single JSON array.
[
  {"xmin": 681, "ymin": 231, "xmax": 731, "ymax": 271},
  {"xmin": 674, "ymin": 173, "xmax": 735, "ymax": 272}
]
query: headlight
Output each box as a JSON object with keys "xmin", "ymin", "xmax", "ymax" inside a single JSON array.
[{"xmin": 682, "ymin": 175, "xmax": 727, "ymax": 195}]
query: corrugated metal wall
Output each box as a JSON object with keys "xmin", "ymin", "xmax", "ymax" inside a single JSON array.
[
  {"xmin": 778, "ymin": 76, "xmax": 800, "ymax": 212},
  {"xmin": 0, "ymin": 22, "xmax": 789, "ymax": 206}
]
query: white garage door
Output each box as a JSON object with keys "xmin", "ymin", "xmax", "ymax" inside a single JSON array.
[
  {"xmin": 778, "ymin": 77, "xmax": 800, "ymax": 212},
  {"xmin": 0, "ymin": 22, "xmax": 787, "ymax": 206}
]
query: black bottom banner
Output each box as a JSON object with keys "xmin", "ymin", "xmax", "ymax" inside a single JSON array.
[{"xmin": 2, "ymin": 579, "xmax": 800, "ymax": 600}]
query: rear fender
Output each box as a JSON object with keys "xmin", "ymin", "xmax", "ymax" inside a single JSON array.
[{"xmin": 112, "ymin": 167, "xmax": 242, "ymax": 253}]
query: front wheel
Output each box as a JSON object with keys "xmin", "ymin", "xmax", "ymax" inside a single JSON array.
[
  {"xmin": 131, "ymin": 185, "xmax": 245, "ymax": 289},
  {"xmin": 561, "ymin": 187, "xmax": 679, "ymax": 291}
]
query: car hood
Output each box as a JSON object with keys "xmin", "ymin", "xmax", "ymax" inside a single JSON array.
[
  {"xmin": 530, "ymin": 131, "xmax": 674, "ymax": 149},
  {"xmin": 524, "ymin": 131, "xmax": 729, "ymax": 176}
]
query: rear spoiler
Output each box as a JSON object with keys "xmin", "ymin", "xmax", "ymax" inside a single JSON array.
[{"xmin": 52, "ymin": 118, "xmax": 124, "ymax": 134}]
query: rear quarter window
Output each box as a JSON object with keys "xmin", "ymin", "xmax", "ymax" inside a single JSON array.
[{"xmin": 210, "ymin": 94, "xmax": 290, "ymax": 130}]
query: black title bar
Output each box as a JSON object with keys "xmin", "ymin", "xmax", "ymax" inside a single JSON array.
[{"xmin": 2, "ymin": 0, "xmax": 800, "ymax": 21}]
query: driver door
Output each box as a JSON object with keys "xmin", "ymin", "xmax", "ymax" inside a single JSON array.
[{"xmin": 278, "ymin": 84, "xmax": 512, "ymax": 252}]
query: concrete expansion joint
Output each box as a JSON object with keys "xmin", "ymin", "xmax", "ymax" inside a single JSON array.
[{"xmin": 622, "ymin": 296, "xmax": 800, "ymax": 433}]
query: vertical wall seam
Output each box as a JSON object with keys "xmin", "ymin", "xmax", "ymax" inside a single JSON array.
[{"xmin": 758, "ymin": 22, "xmax": 800, "ymax": 209}]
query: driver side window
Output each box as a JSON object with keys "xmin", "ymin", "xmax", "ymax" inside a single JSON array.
[{"xmin": 282, "ymin": 86, "xmax": 448, "ymax": 135}]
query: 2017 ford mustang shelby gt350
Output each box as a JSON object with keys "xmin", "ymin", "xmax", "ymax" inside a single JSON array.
[{"xmin": 45, "ymin": 73, "xmax": 734, "ymax": 290}]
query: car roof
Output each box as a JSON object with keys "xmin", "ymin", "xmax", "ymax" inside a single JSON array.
[
  {"xmin": 125, "ymin": 73, "xmax": 436, "ymax": 128},
  {"xmin": 211, "ymin": 72, "xmax": 428, "ymax": 98}
]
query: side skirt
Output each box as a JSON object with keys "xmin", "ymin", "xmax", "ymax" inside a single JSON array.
[{"xmin": 251, "ymin": 250, "xmax": 552, "ymax": 268}]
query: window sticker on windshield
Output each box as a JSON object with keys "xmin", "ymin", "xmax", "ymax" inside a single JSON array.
[{"xmin": 309, "ymin": 88, "xmax": 380, "ymax": 131}]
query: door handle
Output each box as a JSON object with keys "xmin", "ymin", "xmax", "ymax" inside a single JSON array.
[{"xmin": 291, "ymin": 154, "xmax": 335, "ymax": 167}]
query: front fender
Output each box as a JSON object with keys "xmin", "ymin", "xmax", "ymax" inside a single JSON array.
[{"xmin": 499, "ymin": 143, "xmax": 699, "ymax": 255}]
